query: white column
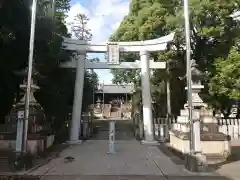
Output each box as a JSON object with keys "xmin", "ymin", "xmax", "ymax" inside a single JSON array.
[
  {"xmin": 193, "ymin": 120, "xmax": 201, "ymax": 152},
  {"xmin": 108, "ymin": 121, "xmax": 116, "ymax": 153},
  {"xmin": 192, "ymin": 111, "xmax": 201, "ymax": 153},
  {"xmin": 69, "ymin": 53, "xmax": 86, "ymax": 142},
  {"xmin": 166, "ymin": 64, "xmax": 171, "ymax": 117},
  {"xmin": 140, "ymin": 50, "xmax": 154, "ymax": 142}
]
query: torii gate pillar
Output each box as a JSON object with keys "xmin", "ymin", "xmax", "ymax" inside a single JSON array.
[
  {"xmin": 68, "ymin": 53, "xmax": 86, "ymax": 143},
  {"xmin": 140, "ymin": 50, "xmax": 154, "ymax": 142}
]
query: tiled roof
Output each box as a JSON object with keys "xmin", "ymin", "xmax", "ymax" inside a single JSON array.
[{"xmin": 95, "ymin": 84, "xmax": 134, "ymax": 94}]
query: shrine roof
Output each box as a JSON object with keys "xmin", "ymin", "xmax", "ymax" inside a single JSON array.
[{"xmin": 95, "ymin": 84, "xmax": 134, "ymax": 94}]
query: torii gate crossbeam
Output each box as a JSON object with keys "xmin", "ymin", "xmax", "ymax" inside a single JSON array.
[
  {"xmin": 61, "ymin": 59, "xmax": 166, "ymax": 69},
  {"xmin": 62, "ymin": 33, "xmax": 174, "ymax": 52}
]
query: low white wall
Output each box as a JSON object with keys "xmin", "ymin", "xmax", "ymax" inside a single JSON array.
[
  {"xmin": 171, "ymin": 122, "xmax": 240, "ymax": 142},
  {"xmin": 153, "ymin": 118, "xmax": 240, "ymax": 143},
  {"xmin": 0, "ymin": 135, "xmax": 55, "ymax": 154},
  {"xmin": 169, "ymin": 132, "xmax": 231, "ymax": 156}
]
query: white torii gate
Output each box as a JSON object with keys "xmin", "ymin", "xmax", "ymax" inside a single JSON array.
[{"xmin": 62, "ymin": 32, "xmax": 175, "ymax": 144}]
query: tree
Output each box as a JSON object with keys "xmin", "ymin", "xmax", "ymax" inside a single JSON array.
[
  {"xmin": 209, "ymin": 46, "xmax": 240, "ymax": 117},
  {"xmin": 209, "ymin": 46, "xmax": 240, "ymax": 100},
  {"xmin": 0, "ymin": 0, "xmax": 72, "ymax": 123},
  {"xmin": 69, "ymin": 13, "xmax": 99, "ymax": 111},
  {"xmin": 0, "ymin": 0, "xmax": 100, "ymax": 143},
  {"xmin": 71, "ymin": 13, "xmax": 92, "ymax": 41},
  {"xmin": 33, "ymin": 0, "xmax": 74, "ymax": 122},
  {"xmin": 110, "ymin": 0, "xmax": 240, "ymax": 116},
  {"xmin": 0, "ymin": 0, "xmax": 32, "ymax": 122},
  {"xmin": 110, "ymin": 0, "xmax": 185, "ymax": 115}
]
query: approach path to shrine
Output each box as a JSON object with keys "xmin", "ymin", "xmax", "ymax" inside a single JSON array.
[{"xmin": 25, "ymin": 120, "xmax": 233, "ymax": 180}]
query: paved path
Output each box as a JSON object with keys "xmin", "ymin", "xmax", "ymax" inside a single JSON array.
[
  {"xmin": 24, "ymin": 120, "xmax": 233, "ymax": 180},
  {"xmin": 217, "ymin": 160, "xmax": 240, "ymax": 180}
]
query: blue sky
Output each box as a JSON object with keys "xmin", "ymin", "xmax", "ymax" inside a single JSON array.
[{"xmin": 66, "ymin": 0, "xmax": 130, "ymax": 84}]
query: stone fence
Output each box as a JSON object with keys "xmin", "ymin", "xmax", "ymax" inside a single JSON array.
[
  {"xmin": 217, "ymin": 118, "xmax": 240, "ymax": 144},
  {"xmin": 171, "ymin": 118, "xmax": 240, "ymax": 143},
  {"xmin": 132, "ymin": 113, "xmax": 240, "ymax": 143}
]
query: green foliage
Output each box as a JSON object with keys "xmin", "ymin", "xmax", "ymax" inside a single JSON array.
[
  {"xmin": 0, "ymin": 0, "xmax": 31, "ymax": 120},
  {"xmin": 209, "ymin": 46, "xmax": 240, "ymax": 100},
  {"xmin": 111, "ymin": 0, "xmax": 240, "ymax": 115},
  {"xmin": 0, "ymin": 0, "xmax": 98, "ymax": 127}
]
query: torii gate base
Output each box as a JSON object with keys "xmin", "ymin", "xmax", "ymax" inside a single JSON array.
[{"xmin": 62, "ymin": 33, "xmax": 174, "ymax": 144}]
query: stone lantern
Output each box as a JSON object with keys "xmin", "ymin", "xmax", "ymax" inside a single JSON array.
[
  {"xmin": 184, "ymin": 59, "xmax": 207, "ymax": 109},
  {"xmin": 8, "ymin": 66, "xmax": 45, "ymax": 136},
  {"xmin": 169, "ymin": 59, "xmax": 231, "ymax": 169}
]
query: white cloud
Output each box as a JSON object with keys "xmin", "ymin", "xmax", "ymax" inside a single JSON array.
[
  {"xmin": 66, "ymin": 0, "xmax": 130, "ymax": 43},
  {"xmin": 65, "ymin": 0, "xmax": 130, "ymax": 83}
]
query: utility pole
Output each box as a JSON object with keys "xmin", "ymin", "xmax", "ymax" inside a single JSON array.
[
  {"xmin": 183, "ymin": 0, "xmax": 193, "ymax": 152},
  {"xmin": 11, "ymin": 0, "xmax": 56, "ymax": 171},
  {"xmin": 166, "ymin": 63, "xmax": 171, "ymax": 118},
  {"xmin": 103, "ymin": 81, "xmax": 105, "ymax": 107},
  {"xmin": 22, "ymin": 0, "xmax": 55, "ymax": 155},
  {"xmin": 92, "ymin": 69, "xmax": 95, "ymax": 106},
  {"xmin": 23, "ymin": 0, "xmax": 38, "ymax": 153}
]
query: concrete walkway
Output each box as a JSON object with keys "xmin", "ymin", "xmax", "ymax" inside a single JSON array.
[
  {"xmin": 24, "ymin": 120, "xmax": 233, "ymax": 180},
  {"xmin": 28, "ymin": 140, "xmax": 186, "ymax": 176},
  {"xmin": 217, "ymin": 160, "xmax": 240, "ymax": 180}
]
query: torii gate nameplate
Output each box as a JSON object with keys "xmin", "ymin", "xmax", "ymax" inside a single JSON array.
[{"xmin": 107, "ymin": 43, "xmax": 120, "ymax": 65}]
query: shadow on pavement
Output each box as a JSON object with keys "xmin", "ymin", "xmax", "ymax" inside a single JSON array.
[
  {"xmin": 157, "ymin": 143, "xmax": 237, "ymax": 180},
  {"xmin": 157, "ymin": 142, "xmax": 240, "ymax": 173},
  {"xmin": 0, "ymin": 143, "xmax": 69, "ymax": 174},
  {"xmin": 157, "ymin": 143, "xmax": 189, "ymax": 167},
  {"xmin": 209, "ymin": 146, "xmax": 240, "ymax": 169}
]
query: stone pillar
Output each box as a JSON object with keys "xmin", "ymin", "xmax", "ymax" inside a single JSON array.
[
  {"xmin": 69, "ymin": 53, "xmax": 86, "ymax": 143},
  {"xmin": 140, "ymin": 50, "xmax": 154, "ymax": 142},
  {"xmin": 192, "ymin": 111, "xmax": 201, "ymax": 153}
]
